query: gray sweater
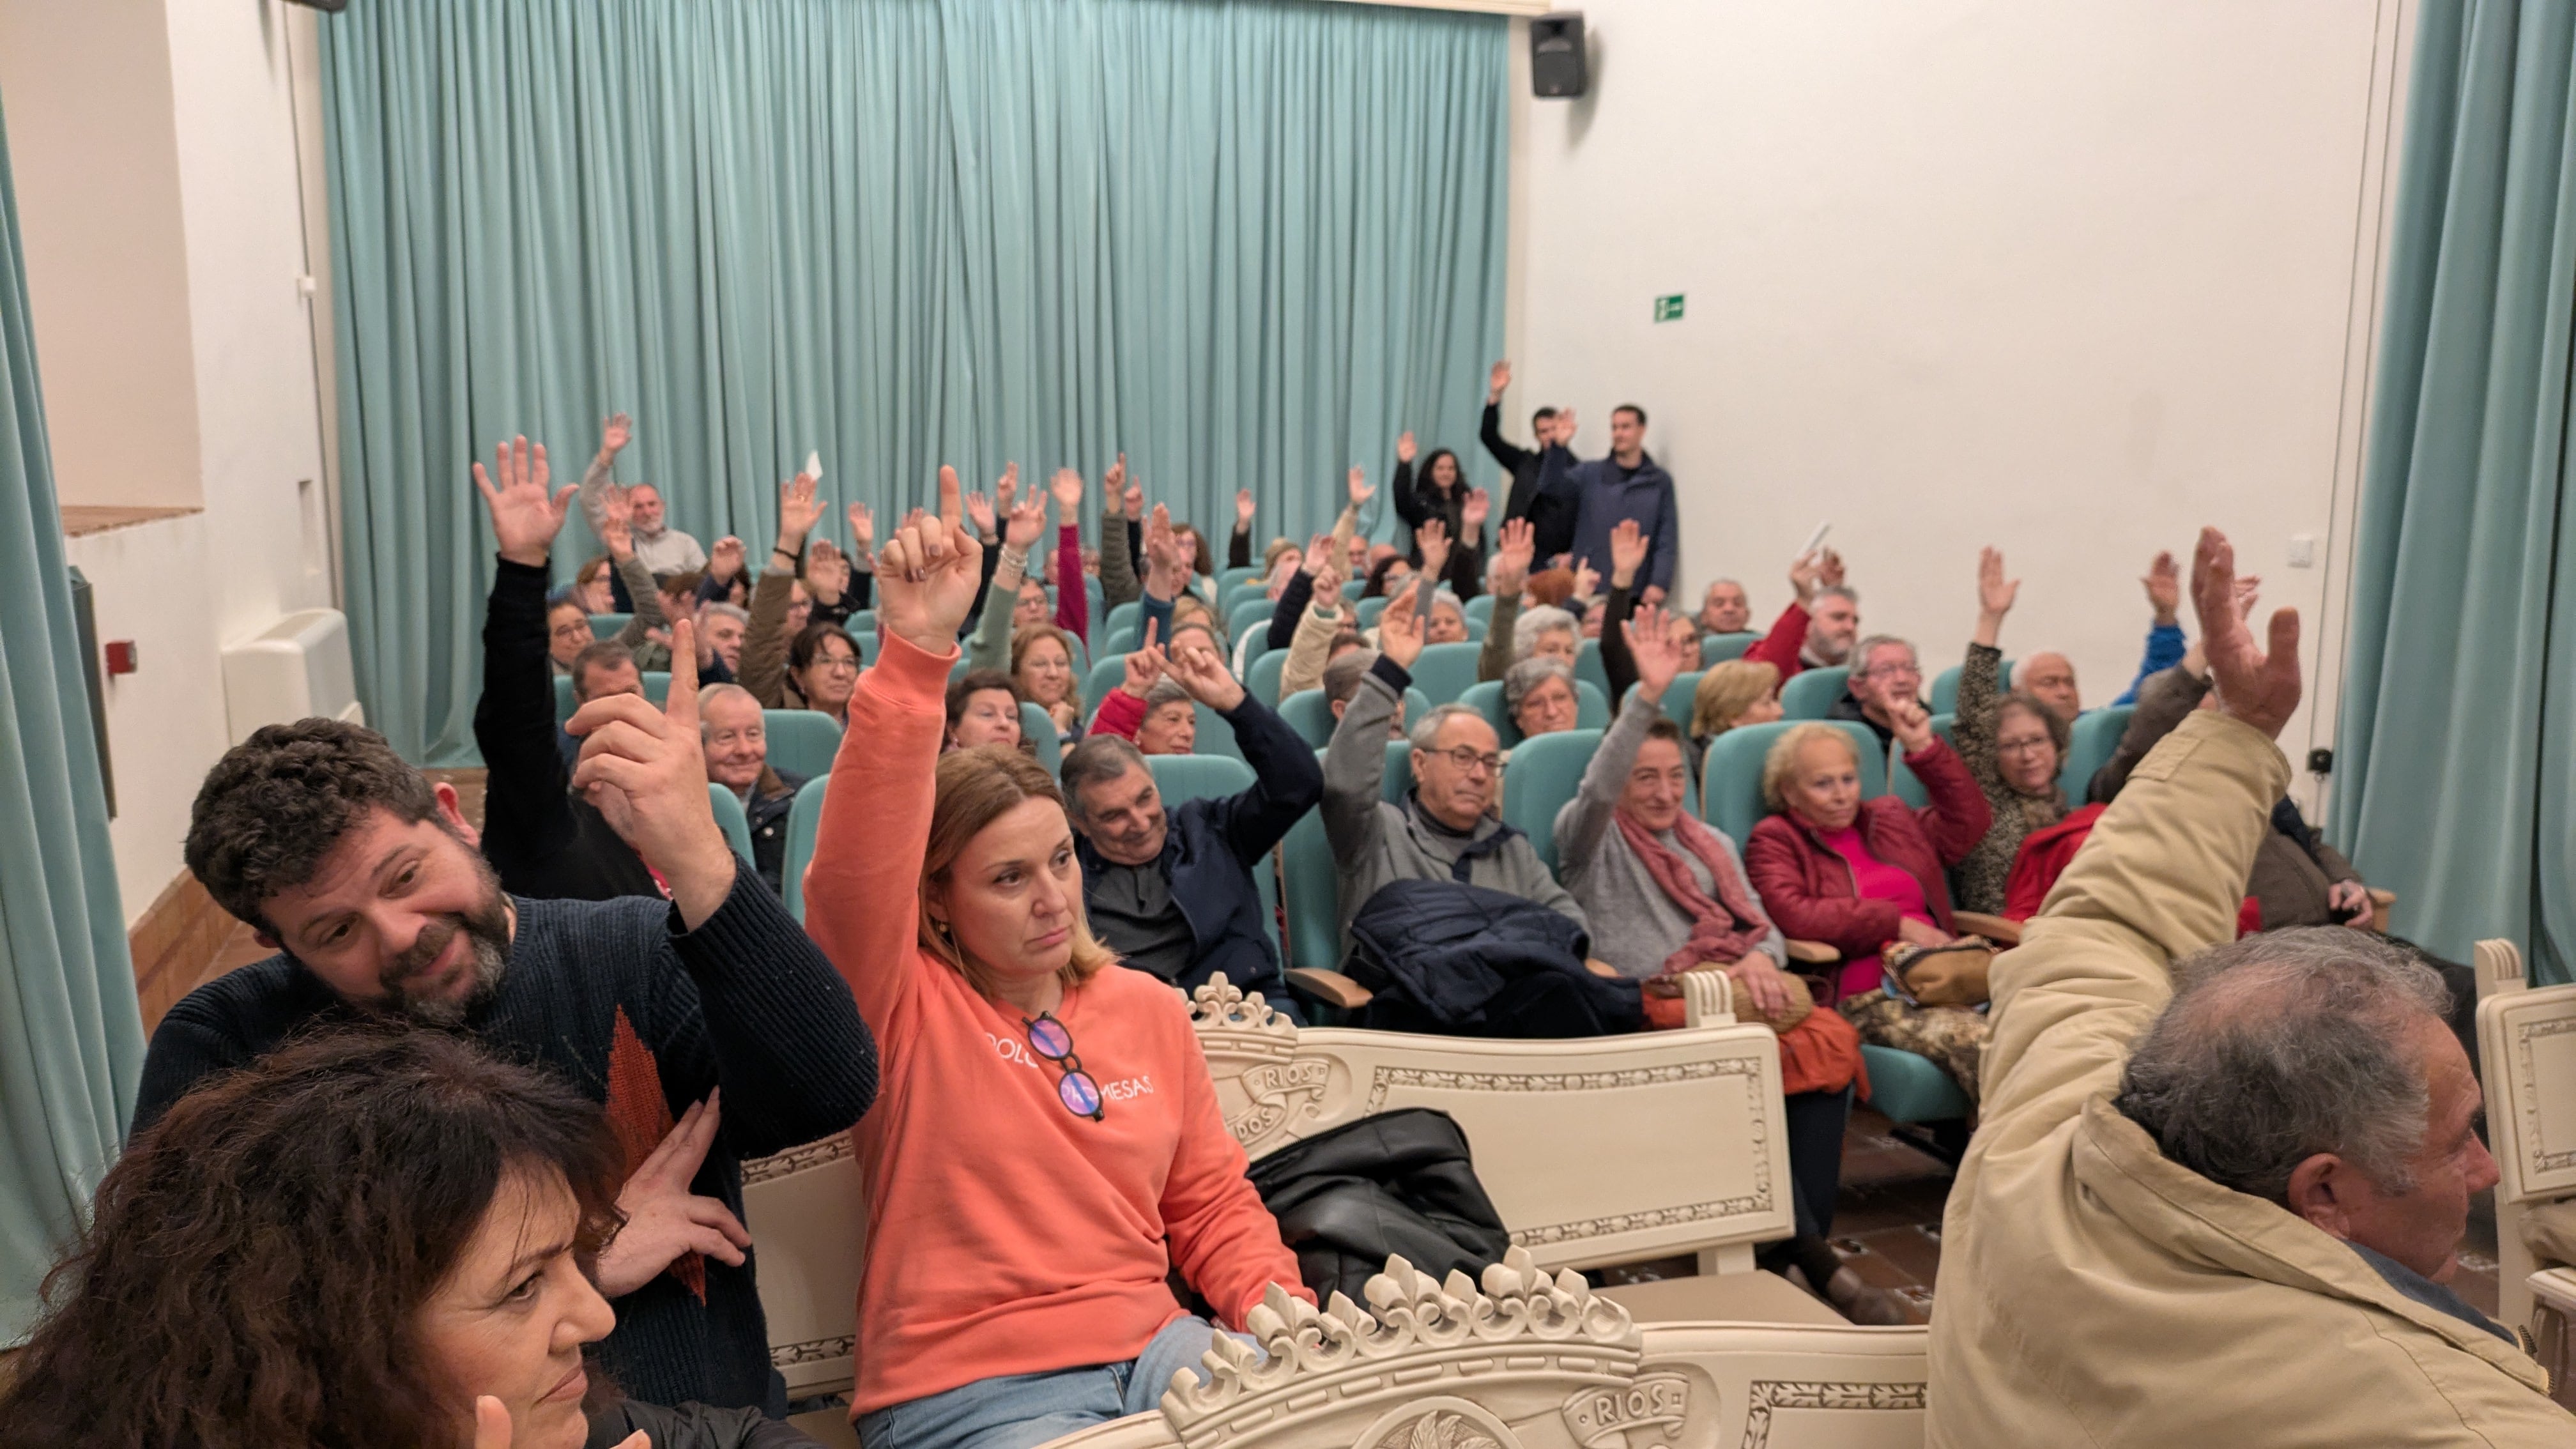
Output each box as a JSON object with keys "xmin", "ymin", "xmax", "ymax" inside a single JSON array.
[
  {"xmin": 1322, "ymin": 657, "xmax": 1585, "ymax": 947},
  {"xmin": 1556, "ymin": 692, "xmax": 1784, "ymax": 979}
]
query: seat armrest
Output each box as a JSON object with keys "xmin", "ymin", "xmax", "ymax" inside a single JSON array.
[
  {"xmin": 1953, "ymin": 912, "xmax": 2023, "ymax": 947},
  {"xmin": 1286, "ymin": 967, "xmax": 1373, "ymax": 1010},
  {"xmin": 2368, "ymin": 886, "xmax": 2396, "ymax": 934},
  {"xmin": 1784, "ymin": 939, "xmax": 1839, "ymax": 965}
]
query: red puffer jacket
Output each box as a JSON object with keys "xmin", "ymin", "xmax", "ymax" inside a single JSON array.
[{"xmin": 1744, "ymin": 737, "xmax": 1992, "ymax": 969}]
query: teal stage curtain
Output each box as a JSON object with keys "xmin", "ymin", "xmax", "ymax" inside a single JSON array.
[
  {"xmin": 2333, "ymin": 0, "xmax": 2576, "ymax": 981},
  {"xmin": 321, "ymin": 0, "xmax": 1510, "ymax": 763},
  {"xmin": 0, "ymin": 98, "xmax": 145, "ymax": 1344}
]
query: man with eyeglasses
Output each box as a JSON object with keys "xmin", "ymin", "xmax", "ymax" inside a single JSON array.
[
  {"xmin": 1831, "ymin": 634, "xmax": 1929, "ymax": 751},
  {"xmin": 1321, "ymin": 581, "xmax": 1586, "ymax": 947}
]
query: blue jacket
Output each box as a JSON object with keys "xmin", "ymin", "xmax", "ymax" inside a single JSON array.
[
  {"xmin": 1343, "ymin": 878, "xmax": 1639, "ymax": 1038},
  {"xmin": 1565, "ymin": 452, "xmax": 1680, "ymax": 592},
  {"xmin": 1075, "ymin": 694, "xmax": 1320, "ymax": 1018}
]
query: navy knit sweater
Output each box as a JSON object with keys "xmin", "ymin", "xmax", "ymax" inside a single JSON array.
[{"xmin": 132, "ymin": 868, "xmax": 877, "ymax": 1416}]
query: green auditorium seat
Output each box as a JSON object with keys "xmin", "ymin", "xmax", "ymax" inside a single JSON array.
[
  {"xmin": 1497, "ymin": 728, "xmax": 1603, "ymax": 872},
  {"xmin": 1574, "ymin": 639, "xmax": 1611, "ymax": 700},
  {"xmin": 1020, "ymin": 702, "xmax": 1062, "ymax": 776},
  {"xmin": 1661, "ymin": 671, "xmax": 1703, "ymax": 730},
  {"xmin": 707, "ymin": 781, "xmax": 755, "ymax": 864},
  {"xmin": 1248, "ymin": 648, "xmax": 1291, "ymax": 707},
  {"xmin": 781, "ymin": 774, "xmax": 832, "ymax": 923},
  {"xmin": 1406, "ymin": 641, "xmax": 1483, "ymax": 705},
  {"xmin": 1216, "ymin": 565, "xmax": 1261, "ymax": 591},
  {"xmin": 2059, "ymin": 704, "xmax": 2133, "ymax": 800},
  {"xmin": 1144, "ymin": 755, "xmax": 1276, "ymax": 954},
  {"xmin": 1929, "ymin": 659, "xmax": 2010, "ymax": 716},
  {"xmin": 1227, "ymin": 597, "xmax": 1274, "ymax": 640},
  {"xmin": 555, "ymin": 670, "xmax": 671, "ymax": 724},
  {"xmin": 1465, "ymin": 594, "xmax": 1496, "ymax": 626},
  {"xmin": 1778, "ymin": 665, "xmax": 1849, "ymax": 720},
  {"xmin": 588, "ymin": 612, "xmax": 632, "ymax": 641},
  {"xmin": 1698, "ymin": 719, "xmax": 1882, "ymax": 847},
  {"xmin": 1700, "ymin": 631, "xmax": 1761, "ymax": 666},
  {"xmin": 762, "ymin": 709, "xmax": 843, "ymax": 779}
]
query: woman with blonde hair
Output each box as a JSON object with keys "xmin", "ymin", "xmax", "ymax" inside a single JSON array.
[
  {"xmin": 1011, "ymin": 622, "xmax": 1083, "ymax": 742},
  {"xmin": 1690, "ymin": 658, "xmax": 1784, "ymax": 758},
  {"xmin": 804, "ymin": 473, "xmax": 1309, "ymax": 1449}
]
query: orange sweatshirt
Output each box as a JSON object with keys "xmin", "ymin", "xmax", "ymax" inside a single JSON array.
[{"xmin": 804, "ymin": 631, "xmax": 1310, "ymax": 1413}]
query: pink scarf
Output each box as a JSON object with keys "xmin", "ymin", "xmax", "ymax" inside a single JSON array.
[{"xmin": 1614, "ymin": 809, "xmax": 1773, "ymax": 977}]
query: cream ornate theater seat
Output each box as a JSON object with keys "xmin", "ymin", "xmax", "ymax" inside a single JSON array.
[
  {"xmin": 2475, "ymin": 937, "xmax": 2576, "ymax": 1334},
  {"xmin": 741, "ymin": 969, "xmax": 1821, "ymax": 1425},
  {"xmin": 1037, "ymin": 1251, "xmax": 1926, "ymax": 1449},
  {"xmin": 1190, "ymin": 973, "xmax": 1795, "ymax": 1282}
]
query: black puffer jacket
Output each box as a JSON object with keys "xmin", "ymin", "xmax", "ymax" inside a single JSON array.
[
  {"xmin": 1248, "ymin": 1108, "xmax": 1512, "ymax": 1305},
  {"xmin": 1344, "ymin": 878, "xmax": 1637, "ymax": 1038}
]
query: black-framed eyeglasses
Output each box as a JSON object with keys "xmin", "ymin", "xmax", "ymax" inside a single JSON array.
[
  {"xmin": 1436, "ymin": 745, "xmax": 1503, "ymax": 776},
  {"xmin": 1024, "ymin": 1011, "xmax": 1105, "ymax": 1121}
]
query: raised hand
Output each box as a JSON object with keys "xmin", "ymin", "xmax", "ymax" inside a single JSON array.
[
  {"xmin": 1571, "ymin": 556, "xmax": 1602, "ymax": 602},
  {"xmin": 594, "ymin": 1092, "xmax": 753, "ymax": 1298},
  {"xmin": 1886, "ymin": 696, "xmax": 1936, "ymax": 755},
  {"xmin": 1378, "ymin": 578, "xmax": 1426, "ymax": 670},
  {"xmin": 1142, "ymin": 503, "xmax": 1183, "ymax": 592},
  {"xmin": 600, "ymin": 411, "xmax": 633, "ymax": 457},
  {"xmin": 1460, "ymin": 487, "xmax": 1491, "ymax": 534},
  {"xmin": 1164, "ymin": 631, "xmax": 1247, "ymax": 712},
  {"xmin": 1301, "ymin": 532, "xmax": 1334, "ymax": 577},
  {"xmin": 1607, "ymin": 519, "xmax": 1650, "ymax": 588},
  {"xmin": 1234, "ymin": 488, "xmax": 1256, "ymax": 530},
  {"xmin": 1788, "ymin": 549, "xmax": 1823, "ymax": 603},
  {"xmin": 1104, "ymin": 453, "xmax": 1128, "ymax": 512},
  {"xmin": 1121, "ymin": 620, "xmax": 1167, "ymax": 698},
  {"xmin": 1489, "ymin": 358, "xmax": 1512, "ymax": 403},
  {"xmin": 2143, "ymin": 549, "xmax": 2181, "ymax": 626},
  {"xmin": 2327, "ymin": 878, "xmax": 2376, "ymax": 926},
  {"xmin": 707, "ymin": 535, "xmax": 746, "ymax": 582},
  {"xmin": 1396, "ymin": 431, "xmax": 1417, "ymax": 465},
  {"xmin": 1977, "ymin": 546, "xmax": 2019, "ymax": 621},
  {"xmin": 1048, "ymin": 466, "xmax": 1084, "ymax": 523},
  {"xmin": 1623, "ymin": 603, "xmax": 1689, "ymax": 702},
  {"xmin": 1002, "ymin": 487, "xmax": 1048, "ymax": 551},
  {"xmin": 1554, "ymin": 406, "xmax": 1578, "ymax": 444},
  {"xmin": 2191, "ymin": 526, "xmax": 2299, "ymax": 739},
  {"xmin": 1347, "ymin": 466, "xmax": 1374, "ymax": 509},
  {"xmin": 599, "ymin": 482, "xmax": 636, "ymax": 560},
  {"xmin": 876, "ymin": 465, "xmax": 987, "ymax": 655},
  {"xmin": 1818, "ymin": 548, "xmax": 1846, "ymax": 590},
  {"xmin": 1491, "ymin": 518, "xmax": 1537, "ymax": 599},
  {"xmin": 776, "ymin": 471, "xmax": 824, "ymax": 556},
  {"xmin": 965, "ymin": 487, "xmax": 997, "ymax": 540},
  {"xmin": 567, "ymin": 618, "xmax": 734, "ymax": 926},
  {"xmin": 1416, "ymin": 518, "xmax": 1452, "ymax": 585},
  {"xmin": 473, "ymin": 436, "xmax": 574, "ymax": 568},
  {"xmin": 848, "ymin": 502, "xmax": 875, "ymax": 555}
]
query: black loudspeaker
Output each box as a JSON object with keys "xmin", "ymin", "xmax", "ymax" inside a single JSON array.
[{"xmin": 1531, "ymin": 13, "xmax": 1588, "ymax": 98}]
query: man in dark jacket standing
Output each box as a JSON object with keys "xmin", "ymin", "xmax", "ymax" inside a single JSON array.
[
  {"xmin": 1061, "ymin": 642, "xmax": 1320, "ymax": 1017},
  {"xmin": 1565, "ymin": 404, "xmax": 1680, "ymax": 605},
  {"xmin": 1478, "ymin": 359, "xmax": 1581, "ymax": 564}
]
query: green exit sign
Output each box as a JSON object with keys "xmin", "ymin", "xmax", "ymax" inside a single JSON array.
[{"xmin": 1653, "ymin": 293, "xmax": 1685, "ymax": 323}]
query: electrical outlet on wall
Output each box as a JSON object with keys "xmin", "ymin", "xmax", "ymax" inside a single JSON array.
[{"xmin": 2287, "ymin": 533, "xmax": 2317, "ymax": 568}]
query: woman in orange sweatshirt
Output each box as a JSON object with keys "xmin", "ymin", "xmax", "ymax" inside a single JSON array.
[{"xmin": 802, "ymin": 473, "xmax": 1311, "ymax": 1449}]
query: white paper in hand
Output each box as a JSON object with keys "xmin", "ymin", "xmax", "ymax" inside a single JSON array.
[
  {"xmin": 1800, "ymin": 520, "xmax": 1832, "ymax": 558},
  {"xmin": 804, "ymin": 450, "xmax": 824, "ymax": 484}
]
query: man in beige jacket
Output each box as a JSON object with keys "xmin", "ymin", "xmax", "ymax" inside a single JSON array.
[{"xmin": 1929, "ymin": 528, "xmax": 2571, "ymax": 1446}]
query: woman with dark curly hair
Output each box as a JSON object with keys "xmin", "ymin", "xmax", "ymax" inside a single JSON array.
[{"xmin": 0, "ymin": 1030, "xmax": 820, "ymax": 1449}]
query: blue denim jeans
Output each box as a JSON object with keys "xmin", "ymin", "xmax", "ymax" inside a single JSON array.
[{"xmin": 857, "ymin": 1316, "xmax": 1229, "ymax": 1449}]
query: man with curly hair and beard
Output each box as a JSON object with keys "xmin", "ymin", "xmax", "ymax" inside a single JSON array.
[{"xmin": 132, "ymin": 436, "xmax": 880, "ymax": 1419}]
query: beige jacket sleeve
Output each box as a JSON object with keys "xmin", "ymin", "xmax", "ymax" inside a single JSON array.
[
  {"xmin": 1977, "ymin": 710, "xmax": 2290, "ymax": 1145},
  {"xmin": 1279, "ymin": 595, "xmax": 1347, "ymax": 698}
]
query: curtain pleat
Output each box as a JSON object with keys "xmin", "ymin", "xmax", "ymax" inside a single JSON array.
[
  {"xmin": 0, "ymin": 96, "xmax": 146, "ymax": 1345},
  {"xmin": 2333, "ymin": 0, "xmax": 2576, "ymax": 981},
  {"xmin": 321, "ymin": 0, "xmax": 1510, "ymax": 764}
]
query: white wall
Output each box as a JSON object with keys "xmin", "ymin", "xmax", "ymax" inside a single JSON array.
[
  {"xmin": 4, "ymin": 0, "xmax": 332, "ymax": 923},
  {"xmin": 1507, "ymin": 0, "xmax": 2412, "ymax": 806},
  {"xmin": 0, "ymin": 0, "xmax": 204, "ymax": 510}
]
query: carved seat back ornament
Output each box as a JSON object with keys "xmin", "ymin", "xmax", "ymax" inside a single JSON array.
[{"xmin": 1161, "ymin": 1250, "xmax": 1699, "ymax": 1449}]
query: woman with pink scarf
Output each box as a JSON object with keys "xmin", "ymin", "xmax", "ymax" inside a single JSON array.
[{"xmin": 1555, "ymin": 608, "xmax": 1896, "ymax": 1325}]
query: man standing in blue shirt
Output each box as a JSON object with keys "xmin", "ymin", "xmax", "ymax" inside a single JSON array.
[{"xmin": 1566, "ymin": 404, "xmax": 1680, "ymax": 606}]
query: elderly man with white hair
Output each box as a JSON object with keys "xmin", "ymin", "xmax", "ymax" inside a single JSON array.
[
  {"xmin": 1322, "ymin": 582, "xmax": 1584, "ymax": 946},
  {"xmin": 1827, "ymin": 634, "xmax": 1926, "ymax": 749},
  {"xmin": 1928, "ymin": 528, "xmax": 2570, "ymax": 1446}
]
